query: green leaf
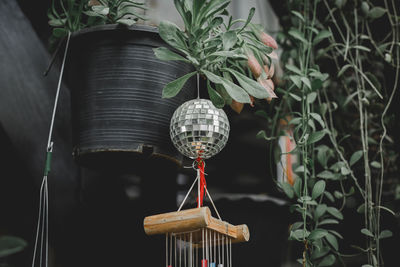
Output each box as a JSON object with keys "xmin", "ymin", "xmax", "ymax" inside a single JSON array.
[
  {"xmin": 207, "ymin": 80, "xmax": 225, "ymax": 108},
  {"xmin": 352, "ymin": 45, "xmax": 371, "ymax": 52},
  {"xmin": 315, "ymin": 204, "xmax": 327, "ymax": 220},
  {"xmin": 291, "ymin": 11, "xmax": 305, "ymax": 22},
  {"xmin": 116, "ymin": 18, "xmax": 137, "ymax": 26},
  {"xmin": 289, "ymin": 75, "xmax": 302, "ymax": 88},
  {"xmin": 310, "ymin": 113, "xmax": 325, "ymax": 128},
  {"xmin": 286, "ymin": 64, "xmax": 302, "ymax": 75},
  {"xmin": 337, "ymin": 64, "xmax": 352, "ymax": 77},
  {"xmin": 334, "ymin": 191, "xmax": 343, "ymax": 199},
  {"xmin": 288, "ymin": 29, "xmax": 308, "ymax": 44},
  {"xmin": 0, "ymin": 236, "xmax": 27, "ymax": 258},
  {"xmin": 378, "ymin": 230, "xmax": 393, "ymax": 239},
  {"xmin": 289, "ymin": 93, "xmax": 302, "ymax": 101},
  {"xmin": 312, "ymin": 180, "xmax": 326, "ymax": 199},
  {"xmin": 293, "ymin": 178, "xmax": 302, "ymax": 197},
  {"xmin": 224, "ymin": 68, "xmax": 271, "ymax": 98},
  {"xmin": 361, "ymin": 228, "xmax": 374, "ymax": 237},
  {"xmin": 307, "ymin": 92, "xmax": 317, "ymax": 104},
  {"xmin": 368, "ymin": 7, "xmax": 387, "ymax": 20},
  {"xmin": 159, "ymin": 20, "xmax": 187, "ymax": 51},
  {"xmin": 319, "ymin": 219, "xmax": 339, "ymax": 226},
  {"xmin": 308, "ymin": 130, "xmax": 326, "ymax": 145},
  {"xmin": 317, "ymin": 170, "xmax": 335, "ymax": 179},
  {"xmin": 153, "ymin": 47, "xmax": 189, "ymax": 62},
  {"xmin": 220, "ymin": 76, "xmax": 252, "ymax": 103},
  {"xmin": 222, "ymin": 31, "xmax": 238, "ymax": 51},
  {"xmin": 318, "ymin": 254, "xmax": 336, "ymax": 267},
  {"xmin": 311, "ymin": 246, "xmax": 330, "ymax": 260},
  {"xmin": 162, "ymin": 71, "xmax": 197, "ymax": 98},
  {"xmin": 350, "ymin": 150, "xmax": 363, "ymax": 166},
  {"xmin": 325, "ymin": 233, "xmax": 339, "ymax": 251},
  {"xmin": 324, "ymin": 191, "xmax": 335, "ymax": 202},
  {"xmin": 53, "ymin": 28, "xmax": 68, "ymax": 38},
  {"xmin": 280, "ymin": 182, "xmax": 295, "ymax": 199},
  {"xmin": 328, "ymin": 230, "xmax": 343, "ymax": 239},
  {"xmin": 302, "ymin": 77, "xmax": 312, "ymax": 90},
  {"xmin": 309, "ymin": 229, "xmax": 328, "ymax": 241},
  {"xmin": 327, "ymin": 207, "xmax": 343, "ymax": 220},
  {"xmin": 313, "ymin": 30, "xmax": 332, "ymax": 45},
  {"xmin": 92, "ymin": 5, "xmax": 110, "ymax": 15},
  {"xmin": 357, "ymin": 203, "xmax": 365, "ymax": 214},
  {"xmin": 371, "ymin": 161, "xmax": 381, "ymax": 168},
  {"xmin": 340, "ymin": 166, "xmax": 350, "ymax": 175}
]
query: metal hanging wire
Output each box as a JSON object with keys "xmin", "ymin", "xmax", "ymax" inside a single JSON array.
[{"xmin": 31, "ymin": 31, "xmax": 71, "ymax": 267}]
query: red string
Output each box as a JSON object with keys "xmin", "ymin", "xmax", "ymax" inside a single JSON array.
[{"xmin": 196, "ymin": 157, "xmax": 206, "ymax": 207}]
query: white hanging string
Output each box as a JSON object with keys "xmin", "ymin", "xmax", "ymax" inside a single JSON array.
[
  {"xmin": 32, "ymin": 31, "xmax": 71, "ymax": 267},
  {"xmin": 197, "ymin": 73, "xmax": 200, "ymax": 99},
  {"xmin": 205, "ymin": 188, "xmax": 222, "ymax": 221},
  {"xmin": 178, "ymin": 174, "xmax": 199, "ymax": 212}
]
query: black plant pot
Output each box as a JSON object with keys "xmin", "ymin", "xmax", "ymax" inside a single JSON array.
[{"xmin": 66, "ymin": 24, "xmax": 195, "ymax": 169}]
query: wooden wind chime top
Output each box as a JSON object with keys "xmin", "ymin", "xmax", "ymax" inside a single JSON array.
[{"xmin": 143, "ymin": 207, "xmax": 250, "ymax": 244}]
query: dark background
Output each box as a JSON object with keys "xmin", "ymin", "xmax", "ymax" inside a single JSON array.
[{"xmin": 0, "ymin": 0, "xmax": 399, "ymax": 267}]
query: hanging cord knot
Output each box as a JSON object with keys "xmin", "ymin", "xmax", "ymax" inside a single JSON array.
[{"xmin": 196, "ymin": 157, "xmax": 207, "ymax": 207}]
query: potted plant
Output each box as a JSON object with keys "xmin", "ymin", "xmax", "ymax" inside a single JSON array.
[
  {"xmin": 153, "ymin": 0, "xmax": 279, "ymax": 113},
  {"xmin": 48, "ymin": 0, "xmax": 197, "ymax": 168}
]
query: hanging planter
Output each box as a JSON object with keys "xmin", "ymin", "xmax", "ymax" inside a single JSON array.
[{"xmin": 65, "ymin": 24, "xmax": 196, "ymax": 168}]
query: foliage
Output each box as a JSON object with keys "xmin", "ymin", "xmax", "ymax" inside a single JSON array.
[
  {"xmin": 154, "ymin": 0, "xmax": 278, "ymax": 111},
  {"xmin": 258, "ymin": 0, "xmax": 399, "ymax": 266},
  {"xmin": 0, "ymin": 236, "xmax": 27, "ymax": 258},
  {"xmin": 48, "ymin": 0, "xmax": 147, "ymax": 39}
]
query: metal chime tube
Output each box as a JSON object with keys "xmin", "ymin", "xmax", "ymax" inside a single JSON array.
[
  {"xmin": 170, "ymin": 233, "xmax": 173, "ymax": 267},
  {"xmin": 175, "ymin": 235, "xmax": 177, "ymax": 267},
  {"xmin": 229, "ymin": 238, "xmax": 232, "ymax": 267},
  {"xmin": 202, "ymin": 228, "xmax": 207, "ymax": 267},
  {"xmin": 209, "ymin": 230, "xmax": 215, "ymax": 267},
  {"xmin": 184, "ymin": 234, "xmax": 187, "ymax": 267},
  {"xmin": 179, "ymin": 234, "xmax": 182, "ymax": 267}
]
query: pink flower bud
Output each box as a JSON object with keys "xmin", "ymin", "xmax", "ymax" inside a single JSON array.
[
  {"xmin": 247, "ymin": 54, "xmax": 262, "ymax": 78},
  {"xmin": 259, "ymin": 32, "xmax": 278, "ymax": 49}
]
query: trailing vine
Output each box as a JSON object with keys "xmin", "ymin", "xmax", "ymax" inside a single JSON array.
[{"xmin": 257, "ymin": 0, "xmax": 399, "ymax": 266}]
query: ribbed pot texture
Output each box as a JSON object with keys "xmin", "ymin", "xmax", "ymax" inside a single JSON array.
[{"xmin": 65, "ymin": 24, "xmax": 195, "ymax": 169}]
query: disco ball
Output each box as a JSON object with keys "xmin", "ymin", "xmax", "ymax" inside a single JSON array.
[{"xmin": 170, "ymin": 99, "xmax": 230, "ymax": 159}]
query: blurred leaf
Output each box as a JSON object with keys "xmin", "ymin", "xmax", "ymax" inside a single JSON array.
[
  {"xmin": 318, "ymin": 254, "xmax": 336, "ymax": 267},
  {"xmin": 368, "ymin": 7, "xmax": 387, "ymax": 20},
  {"xmin": 293, "ymin": 178, "xmax": 302, "ymax": 197},
  {"xmin": 207, "ymin": 81, "xmax": 225, "ymax": 108},
  {"xmin": 350, "ymin": 150, "xmax": 363, "ymax": 166},
  {"xmin": 222, "ymin": 31, "xmax": 237, "ymax": 50},
  {"xmin": 0, "ymin": 236, "xmax": 27, "ymax": 258},
  {"xmin": 309, "ymin": 229, "xmax": 328, "ymax": 241},
  {"xmin": 280, "ymin": 182, "xmax": 295, "ymax": 199},
  {"xmin": 315, "ymin": 204, "xmax": 327, "ymax": 220},
  {"xmin": 289, "ymin": 29, "xmax": 308, "ymax": 43},
  {"xmin": 308, "ymin": 131, "xmax": 326, "ymax": 145},
  {"xmin": 313, "ymin": 30, "xmax": 332, "ymax": 45},
  {"xmin": 312, "ymin": 180, "xmax": 326, "ymax": 199},
  {"xmin": 361, "ymin": 228, "xmax": 374, "ymax": 237},
  {"xmin": 153, "ymin": 47, "xmax": 189, "ymax": 62},
  {"xmin": 370, "ymin": 161, "xmax": 381, "ymax": 168},
  {"xmin": 162, "ymin": 71, "xmax": 196, "ymax": 98},
  {"xmin": 327, "ymin": 207, "xmax": 343, "ymax": 220},
  {"xmin": 378, "ymin": 230, "xmax": 393, "ymax": 239},
  {"xmin": 325, "ymin": 233, "xmax": 339, "ymax": 251}
]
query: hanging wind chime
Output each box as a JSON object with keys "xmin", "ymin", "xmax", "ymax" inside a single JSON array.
[{"xmin": 143, "ymin": 75, "xmax": 250, "ymax": 267}]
